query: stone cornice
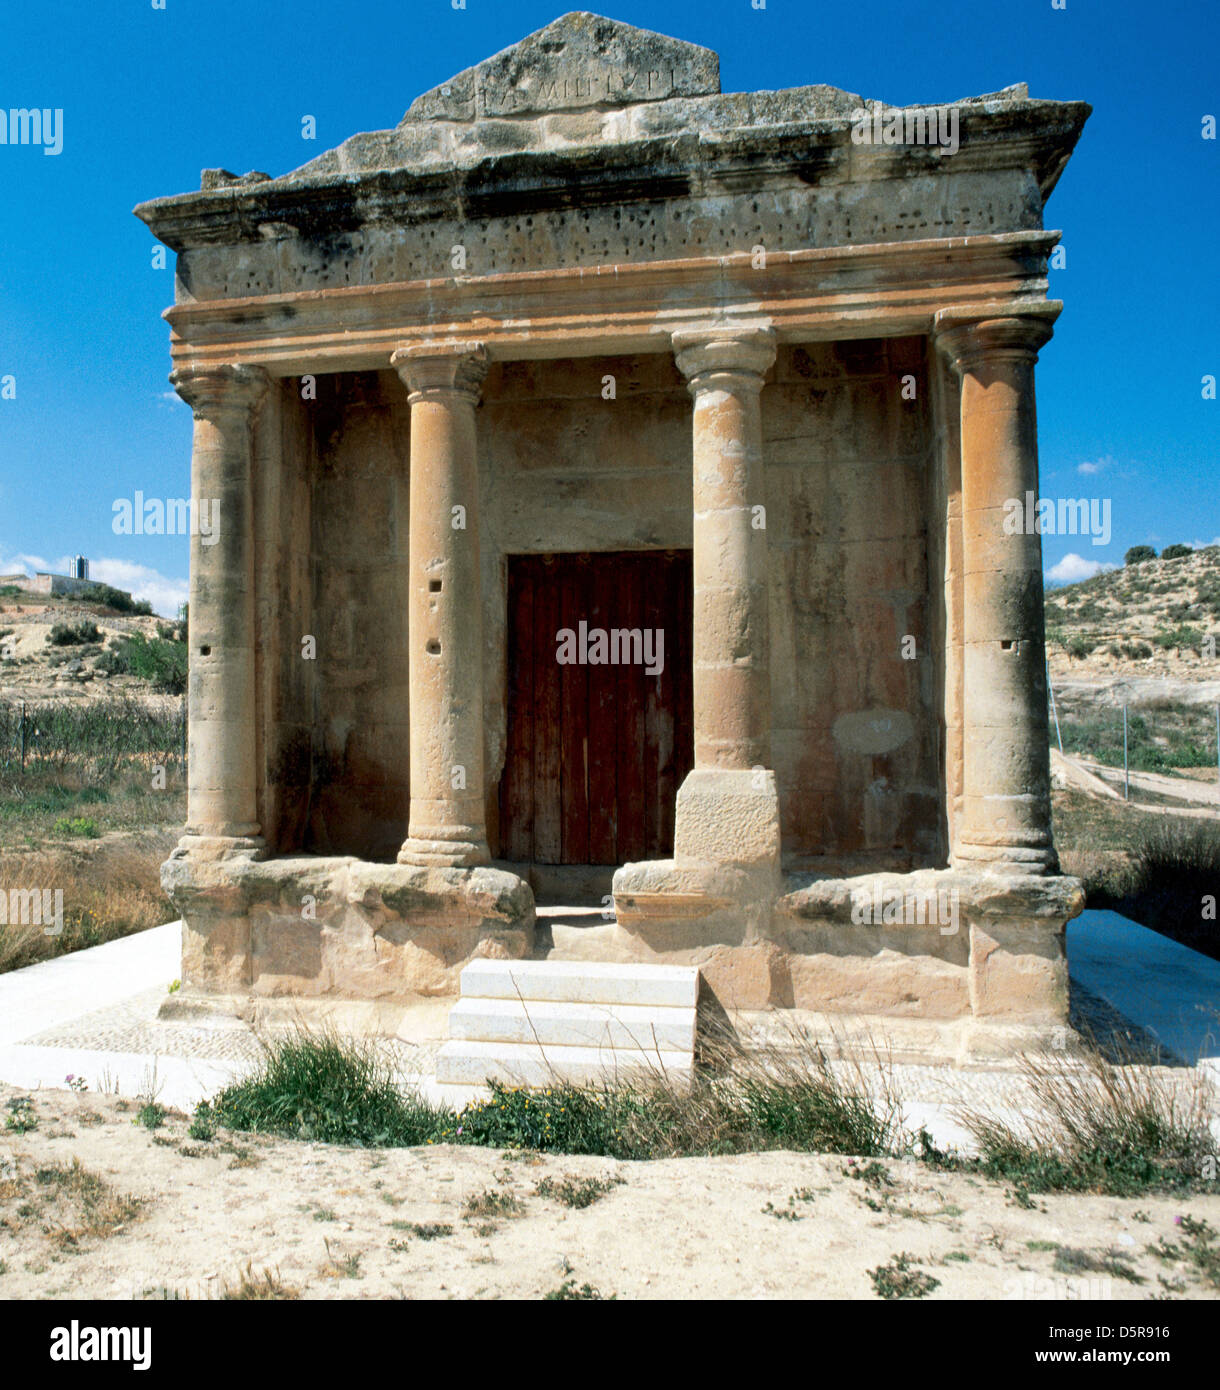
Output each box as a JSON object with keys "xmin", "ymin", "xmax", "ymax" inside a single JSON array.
[
  {"xmin": 160, "ymin": 231, "xmax": 1059, "ymax": 376},
  {"xmin": 133, "ymin": 101, "xmax": 1090, "ymax": 255}
]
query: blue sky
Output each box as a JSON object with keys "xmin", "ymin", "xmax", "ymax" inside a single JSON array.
[{"xmin": 0, "ymin": 0, "xmax": 1216, "ymax": 613}]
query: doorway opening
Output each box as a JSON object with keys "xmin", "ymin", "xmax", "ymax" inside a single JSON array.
[{"xmin": 499, "ymin": 549, "xmax": 693, "ymax": 880}]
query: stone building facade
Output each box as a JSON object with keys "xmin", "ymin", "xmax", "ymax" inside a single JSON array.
[{"xmin": 139, "ymin": 13, "xmax": 1089, "ymax": 1060}]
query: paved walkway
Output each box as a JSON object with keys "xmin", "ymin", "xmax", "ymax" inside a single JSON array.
[{"xmin": 1, "ymin": 913, "xmax": 1216, "ymax": 1152}]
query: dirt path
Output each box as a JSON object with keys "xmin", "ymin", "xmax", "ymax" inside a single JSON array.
[
  {"xmin": 1077, "ymin": 758, "xmax": 1220, "ymax": 812},
  {"xmin": 1051, "ymin": 750, "xmax": 1220, "ymax": 820},
  {"xmin": 1, "ymin": 1084, "xmax": 1216, "ymax": 1301}
]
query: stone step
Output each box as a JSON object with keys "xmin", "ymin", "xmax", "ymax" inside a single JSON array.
[
  {"xmin": 435, "ymin": 1038, "xmax": 694, "ymax": 1088},
  {"xmin": 447, "ymin": 996, "xmax": 696, "ymax": 1051},
  {"xmin": 456, "ymin": 957, "xmax": 699, "ymax": 1008}
]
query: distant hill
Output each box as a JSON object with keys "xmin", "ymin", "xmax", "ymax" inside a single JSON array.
[
  {"xmin": 0, "ymin": 585, "xmax": 185, "ymax": 703},
  {"xmin": 1045, "ymin": 545, "xmax": 1220, "ymax": 686}
]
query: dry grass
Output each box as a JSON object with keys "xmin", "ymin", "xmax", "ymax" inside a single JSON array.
[
  {"xmin": 0, "ymin": 1157, "xmax": 147, "ymax": 1250},
  {"xmin": 0, "ymin": 835, "xmax": 174, "ymax": 974},
  {"xmin": 613, "ymin": 1017, "xmax": 904, "ymax": 1160},
  {"xmin": 955, "ymin": 1044, "xmax": 1218, "ymax": 1195},
  {"xmin": 218, "ymin": 1262, "xmax": 301, "ymax": 1300}
]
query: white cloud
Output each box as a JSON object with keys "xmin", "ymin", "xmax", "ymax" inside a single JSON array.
[
  {"xmin": 1076, "ymin": 457, "xmax": 1111, "ymax": 475},
  {"xmin": 72, "ymin": 557, "xmax": 188, "ymax": 618},
  {"xmin": 1045, "ymin": 553, "xmax": 1118, "ymax": 585},
  {"xmin": 0, "ymin": 549, "xmax": 51, "ymax": 577}
]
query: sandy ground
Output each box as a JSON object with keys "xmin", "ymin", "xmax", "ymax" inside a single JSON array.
[{"xmin": 1, "ymin": 1083, "xmax": 1217, "ymax": 1301}]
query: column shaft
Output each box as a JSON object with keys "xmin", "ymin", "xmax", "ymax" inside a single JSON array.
[
  {"xmin": 673, "ymin": 327, "xmax": 777, "ymax": 770},
  {"xmin": 392, "ymin": 342, "xmax": 490, "ymax": 867},
  {"xmin": 934, "ymin": 309, "xmax": 1059, "ymax": 874},
  {"xmin": 169, "ymin": 363, "xmax": 269, "ymax": 842}
]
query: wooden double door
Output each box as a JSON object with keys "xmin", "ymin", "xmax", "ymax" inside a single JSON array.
[{"xmin": 499, "ymin": 550, "xmax": 693, "ymax": 865}]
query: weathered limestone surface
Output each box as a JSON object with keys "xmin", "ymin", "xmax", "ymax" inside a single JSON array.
[
  {"xmin": 392, "ymin": 342, "xmax": 492, "ymax": 868},
  {"xmin": 145, "ymin": 14, "xmax": 1090, "ymax": 1051},
  {"xmin": 935, "ymin": 305, "xmax": 1060, "ymax": 874},
  {"xmin": 135, "ymin": 12, "xmax": 1087, "ymax": 307},
  {"xmin": 169, "ymin": 364, "xmax": 268, "ymax": 848},
  {"xmin": 161, "ymin": 849, "xmax": 534, "ymax": 999},
  {"xmin": 608, "ymin": 865, "xmax": 1083, "ymax": 1058}
]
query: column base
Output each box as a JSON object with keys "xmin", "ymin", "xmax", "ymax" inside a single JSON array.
[
  {"xmin": 951, "ymin": 841, "xmax": 1058, "ymax": 875},
  {"xmin": 399, "ymin": 834, "xmax": 490, "ymax": 869},
  {"xmin": 172, "ymin": 833, "xmax": 268, "ymax": 863},
  {"xmin": 674, "ymin": 767, "xmax": 782, "ymax": 870}
]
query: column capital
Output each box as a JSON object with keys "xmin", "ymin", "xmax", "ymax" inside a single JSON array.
[
  {"xmin": 672, "ymin": 324, "xmax": 777, "ymax": 393},
  {"xmin": 391, "ymin": 340, "xmax": 488, "ymax": 403},
  {"xmin": 933, "ymin": 302, "xmax": 1060, "ymax": 376},
  {"xmin": 169, "ymin": 362, "xmax": 269, "ymax": 419}
]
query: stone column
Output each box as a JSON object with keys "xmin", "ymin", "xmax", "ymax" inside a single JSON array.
[
  {"xmin": 933, "ymin": 305, "xmax": 1060, "ymax": 875},
  {"xmin": 671, "ymin": 325, "xmax": 781, "ymax": 871},
  {"xmin": 169, "ymin": 362, "xmax": 269, "ymax": 846},
  {"xmin": 673, "ymin": 325, "xmax": 777, "ymax": 769},
  {"xmin": 391, "ymin": 341, "xmax": 490, "ymax": 868}
]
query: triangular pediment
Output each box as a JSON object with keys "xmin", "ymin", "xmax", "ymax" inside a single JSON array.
[{"xmin": 402, "ymin": 11, "xmax": 720, "ymax": 122}]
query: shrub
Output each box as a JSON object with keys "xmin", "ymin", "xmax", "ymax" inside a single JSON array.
[
  {"xmin": 1195, "ymin": 580, "xmax": 1220, "ymax": 618},
  {"xmin": 534, "ymin": 1174, "xmax": 623, "ymax": 1208},
  {"xmin": 1130, "ymin": 819, "xmax": 1220, "ymax": 895},
  {"xmin": 1066, "ymin": 636, "xmax": 1095, "ymax": 660},
  {"xmin": 79, "ymin": 583, "xmax": 153, "ymax": 616},
  {"xmin": 50, "ymin": 816, "xmax": 99, "ymax": 838},
  {"xmin": 48, "ymin": 620, "xmax": 101, "ymax": 646},
  {"xmin": 1124, "ymin": 545, "xmax": 1157, "ymax": 565},
  {"xmin": 188, "ymin": 1100, "xmax": 217, "ymax": 1142},
  {"xmin": 1161, "ymin": 544, "xmax": 1194, "ymax": 562},
  {"xmin": 212, "ymin": 1031, "xmax": 442, "ymax": 1146},
  {"xmin": 211, "ymin": 1024, "xmax": 900, "ymax": 1161},
  {"xmin": 94, "ymin": 633, "xmax": 187, "ymax": 694},
  {"xmin": 545, "ymin": 1279, "xmax": 614, "ymax": 1300},
  {"xmin": 1153, "ymin": 625, "xmax": 1203, "ymax": 652},
  {"xmin": 868, "ymin": 1253, "xmax": 940, "ymax": 1300},
  {"xmin": 136, "ymin": 1102, "xmax": 166, "ymax": 1131}
]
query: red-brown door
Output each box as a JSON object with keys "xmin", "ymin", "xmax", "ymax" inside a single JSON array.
[{"xmin": 500, "ymin": 550, "xmax": 693, "ymax": 865}]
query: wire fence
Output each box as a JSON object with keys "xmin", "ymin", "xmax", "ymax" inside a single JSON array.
[
  {"xmin": 1047, "ymin": 670, "xmax": 1220, "ymax": 795},
  {"xmin": 0, "ymin": 696, "xmax": 187, "ymax": 784}
]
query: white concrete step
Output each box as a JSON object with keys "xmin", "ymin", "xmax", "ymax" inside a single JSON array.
[
  {"xmin": 457, "ymin": 957, "xmax": 698, "ymax": 1008},
  {"xmin": 435, "ymin": 1038, "xmax": 694, "ymax": 1088},
  {"xmin": 438, "ymin": 959, "xmax": 701, "ymax": 1088},
  {"xmin": 447, "ymin": 996, "xmax": 696, "ymax": 1051}
]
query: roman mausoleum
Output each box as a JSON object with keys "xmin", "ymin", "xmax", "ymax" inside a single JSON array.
[{"xmin": 138, "ymin": 13, "xmax": 1090, "ymax": 1064}]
